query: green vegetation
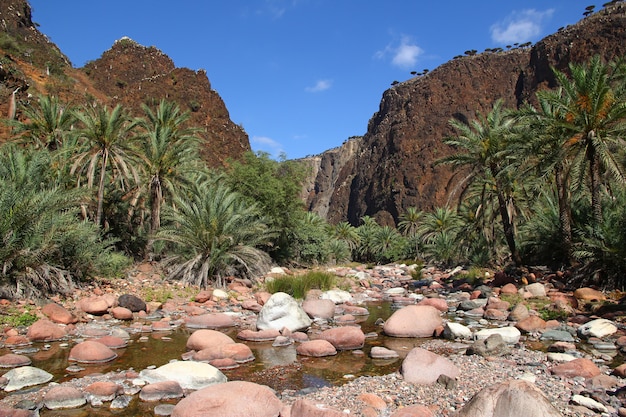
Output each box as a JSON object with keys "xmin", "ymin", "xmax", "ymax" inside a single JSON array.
[
  {"xmin": 2, "ymin": 53, "xmax": 626, "ymax": 297},
  {"xmin": 0, "ymin": 308, "xmax": 38, "ymax": 327},
  {"xmin": 265, "ymin": 271, "xmax": 337, "ymax": 299}
]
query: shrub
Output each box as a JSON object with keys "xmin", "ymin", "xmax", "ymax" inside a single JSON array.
[{"xmin": 265, "ymin": 271, "xmax": 336, "ymax": 299}]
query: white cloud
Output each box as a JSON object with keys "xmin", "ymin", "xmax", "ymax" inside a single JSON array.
[
  {"xmin": 305, "ymin": 79, "xmax": 332, "ymax": 93},
  {"xmin": 251, "ymin": 135, "xmax": 285, "ymax": 159},
  {"xmin": 491, "ymin": 9, "xmax": 555, "ymax": 44},
  {"xmin": 375, "ymin": 35, "xmax": 423, "ymax": 69}
]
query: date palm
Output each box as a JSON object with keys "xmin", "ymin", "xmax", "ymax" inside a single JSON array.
[
  {"xmin": 549, "ymin": 56, "xmax": 626, "ymax": 227},
  {"xmin": 136, "ymin": 100, "xmax": 202, "ymax": 255},
  {"xmin": 9, "ymin": 94, "xmax": 76, "ymax": 150},
  {"xmin": 438, "ymin": 100, "xmax": 523, "ymax": 266},
  {"xmin": 71, "ymin": 104, "xmax": 139, "ymax": 227},
  {"xmin": 157, "ymin": 180, "xmax": 274, "ymax": 288},
  {"xmin": 516, "ymin": 88, "xmax": 576, "ymax": 263}
]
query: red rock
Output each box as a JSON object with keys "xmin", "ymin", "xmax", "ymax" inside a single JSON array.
[
  {"xmin": 77, "ymin": 296, "xmax": 109, "ymax": 315},
  {"xmin": 93, "ymin": 335, "xmax": 127, "ymax": 349},
  {"xmin": 255, "ymin": 292, "xmax": 272, "ymax": 305},
  {"xmin": 0, "ymin": 405, "xmax": 36, "ymax": 417},
  {"xmin": 193, "ymin": 343, "xmax": 254, "ymax": 363},
  {"xmin": 186, "ymin": 329, "xmax": 235, "ymax": 351},
  {"xmin": 171, "ymin": 381, "xmax": 282, "ymax": 417},
  {"xmin": 613, "ymin": 363, "xmax": 626, "ymax": 378},
  {"xmin": 456, "ymin": 379, "xmax": 562, "ymax": 417},
  {"xmin": 302, "ymin": 299, "xmax": 336, "ymax": 319},
  {"xmin": 43, "ymin": 385, "xmax": 86, "ymax": 410},
  {"xmin": 319, "ymin": 326, "xmax": 365, "ymax": 350},
  {"xmin": 4, "ymin": 335, "xmax": 30, "ymax": 347},
  {"xmin": 26, "ymin": 319, "xmax": 67, "ymax": 342},
  {"xmin": 335, "ymin": 314, "xmax": 356, "ymax": 324},
  {"xmin": 151, "ymin": 321, "xmax": 172, "ymax": 331},
  {"xmin": 358, "ymin": 393, "xmax": 387, "ymax": 410},
  {"xmin": 0, "ymin": 353, "xmax": 31, "ymax": 368},
  {"xmin": 500, "ymin": 283, "xmax": 518, "ymax": 295},
  {"xmin": 84, "ymin": 381, "xmax": 120, "ymax": 400},
  {"xmin": 383, "ymin": 305, "xmax": 443, "ymax": 338},
  {"xmin": 390, "ymin": 405, "xmax": 434, "ymax": 417},
  {"xmin": 41, "ymin": 303, "xmax": 76, "ymax": 324},
  {"xmin": 417, "ymin": 297, "xmax": 448, "ymax": 312},
  {"xmin": 573, "ymin": 287, "xmax": 606, "ymax": 302},
  {"xmin": 68, "ymin": 341, "xmax": 117, "ymax": 363},
  {"xmin": 209, "ymin": 357, "xmax": 239, "ymax": 370},
  {"xmin": 186, "ymin": 313, "xmax": 235, "ymax": 329},
  {"xmin": 550, "ymin": 358, "xmax": 601, "ymax": 379},
  {"xmin": 110, "ymin": 307, "xmax": 133, "ymax": 320},
  {"xmin": 237, "ymin": 329, "xmax": 281, "ymax": 341},
  {"xmin": 483, "ymin": 309, "xmax": 509, "ymax": 321},
  {"xmin": 291, "ymin": 398, "xmax": 344, "ymax": 417},
  {"xmin": 194, "ymin": 289, "xmax": 214, "ymax": 303},
  {"xmin": 515, "ymin": 316, "xmax": 547, "ymax": 333},
  {"xmin": 400, "ymin": 347, "xmax": 459, "ymax": 385},
  {"xmin": 241, "ymin": 300, "xmax": 263, "ymax": 312},
  {"xmin": 296, "ymin": 340, "xmax": 337, "ymax": 357},
  {"xmin": 139, "ymin": 380, "xmax": 183, "ymax": 401}
]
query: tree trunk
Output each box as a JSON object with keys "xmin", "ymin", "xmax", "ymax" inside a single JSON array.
[
  {"xmin": 496, "ymin": 190, "xmax": 522, "ymax": 266},
  {"xmin": 555, "ymin": 163, "xmax": 573, "ymax": 264},
  {"xmin": 587, "ymin": 141, "xmax": 603, "ymax": 228},
  {"xmin": 145, "ymin": 175, "xmax": 162, "ymax": 258},
  {"xmin": 95, "ymin": 149, "xmax": 108, "ymax": 227}
]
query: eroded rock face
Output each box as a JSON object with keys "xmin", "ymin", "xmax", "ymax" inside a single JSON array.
[{"xmin": 303, "ymin": 5, "xmax": 626, "ymax": 225}]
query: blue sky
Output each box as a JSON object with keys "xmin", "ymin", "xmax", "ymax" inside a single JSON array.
[{"xmin": 29, "ymin": 1, "xmax": 591, "ymax": 159}]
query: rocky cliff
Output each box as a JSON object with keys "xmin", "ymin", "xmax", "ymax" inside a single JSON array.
[
  {"xmin": 304, "ymin": 2, "xmax": 626, "ymax": 226},
  {"xmin": 0, "ymin": 0, "xmax": 249, "ymax": 167}
]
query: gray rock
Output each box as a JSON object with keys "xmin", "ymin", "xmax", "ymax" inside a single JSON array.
[
  {"xmin": 540, "ymin": 329, "xmax": 575, "ymax": 342},
  {"xmin": 4, "ymin": 366, "xmax": 53, "ymax": 392},
  {"xmin": 467, "ymin": 334, "xmax": 509, "ymax": 357},
  {"xmin": 474, "ymin": 327, "xmax": 521, "ymax": 344},
  {"xmin": 256, "ymin": 292, "xmax": 312, "ymax": 332},
  {"xmin": 139, "ymin": 361, "xmax": 227, "ymax": 390},
  {"xmin": 456, "ymin": 379, "xmax": 563, "ymax": 417}
]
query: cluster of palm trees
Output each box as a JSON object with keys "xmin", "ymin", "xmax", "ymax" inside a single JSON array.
[
  {"xmin": 0, "ymin": 97, "xmax": 276, "ymax": 295},
  {"xmin": 2, "ymin": 54, "xmax": 625, "ymax": 295},
  {"xmin": 432, "ymin": 55, "xmax": 626, "ymax": 285}
]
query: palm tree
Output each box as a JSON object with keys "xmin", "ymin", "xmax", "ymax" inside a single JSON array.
[
  {"xmin": 398, "ymin": 207, "xmax": 424, "ymax": 258},
  {"xmin": 156, "ymin": 180, "xmax": 275, "ymax": 288},
  {"xmin": 71, "ymin": 103, "xmax": 139, "ymax": 226},
  {"xmin": 330, "ymin": 221, "xmax": 361, "ymax": 251},
  {"xmin": 516, "ymin": 89, "xmax": 576, "ymax": 263},
  {"xmin": 136, "ymin": 100, "xmax": 202, "ymax": 255},
  {"xmin": 548, "ymin": 55, "xmax": 626, "ymax": 228},
  {"xmin": 438, "ymin": 100, "xmax": 523, "ymax": 266},
  {"xmin": 9, "ymin": 94, "xmax": 76, "ymax": 150}
]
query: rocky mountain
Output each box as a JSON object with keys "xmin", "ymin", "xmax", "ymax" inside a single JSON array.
[
  {"xmin": 0, "ymin": 0, "xmax": 249, "ymax": 167},
  {"xmin": 303, "ymin": 2, "xmax": 626, "ymax": 226}
]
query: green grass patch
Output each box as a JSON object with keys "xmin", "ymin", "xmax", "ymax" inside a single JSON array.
[
  {"xmin": 0, "ymin": 308, "xmax": 38, "ymax": 327},
  {"xmin": 265, "ymin": 271, "xmax": 337, "ymax": 299}
]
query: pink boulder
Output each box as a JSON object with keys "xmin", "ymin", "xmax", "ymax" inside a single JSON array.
[
  {"xmin": 296, "ymin": 340, "xmax": 337, "ymax": 357},
  {"xmin": 290, "ymin": 398, "xmax": 344, "ymax": 417},
  {"xmin": 319, "ymin": 326, "xmax": 365, "ymax": 350},
  {"xmin": 186, "ymin": 313, "xmax": 235, "ymax": 329},
  {"xmin": 400, "ymin": 347, "xmax": 459, "ymax": 384},
  {"xmin": 110, "ymin": 307, "xmax": 133, "ymax": 320},
  {"xmin": 417, "ymin": 297, "xmax": 448, "ymax": 312},
  {"xmin": 171, "ymin": 381, "xmax": 282, "ymax": 417},
  {"xmin": 77, "ymin": 296, "xmax": 109, "ymax": 315},
  {"xmin": 390, "ymin": 405, "xmax": 434, "ymax": 417},
  {"xmin": 383, "ymin": 305, "xmax": 443, "ymax": 338},
  {"xmin": 550, "ymin": 358, "xmax": 601, "ymax": 379},
  {"xmin": 41, "ymin": 303, "xmax": 76, "ymax": 324},
  {"xmin": 26, "ymin": 319, "xmax": 67, "ymax": 342},
  {"xmin": 139, "ymin": 380, "xmax": 183, "ymax": 402},
  {"xmin": 302, "ymin": 299, "xmax": 336, "ymax": 319},
  {"xmin": 237, "ymin": 329, "xmax": 281, "ymax": 342},
  {"xmin": 0, "ymin": 353, "xmax": 31, "ymax": 368},
  {"xmin": 68, "ymin": 341, "xmax": 117, "ymax": 363},
  {"xmin": 186, "ymin": 329, "xmax": 235, "ymax": 351}
]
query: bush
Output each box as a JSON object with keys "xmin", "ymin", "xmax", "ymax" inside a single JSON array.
[{"xmin": 265, "ymin": 271, "xmax": 336, "ymax": 299}]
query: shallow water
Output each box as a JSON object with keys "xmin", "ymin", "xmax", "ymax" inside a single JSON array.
[{"xmin": 0, "ymin": 301, "xmax": 415, "ymax": 416}]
